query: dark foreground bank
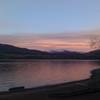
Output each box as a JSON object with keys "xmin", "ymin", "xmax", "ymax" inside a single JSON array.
[{"xmin": 0, "ymin": 68, "xmax": 100, "ymax": 100}]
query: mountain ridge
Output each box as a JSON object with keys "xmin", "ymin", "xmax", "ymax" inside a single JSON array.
[{"xmin": 0, "ymin": 43, "xmax": 99, "ymax": 59}]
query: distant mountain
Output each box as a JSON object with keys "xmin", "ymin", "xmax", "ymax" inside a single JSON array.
[
  {"xmin": 0, "ymin": 44, "xmax": 48, "ymax": 59},
  {"xmin": 49, "ymin": 50, "xmax": 84, "ymax": 59},
  {"xmin": 0, "ymin": 43, "xmax": 100, "ymax": 59},
  {"xmin": 86, "ymin": 49, "xmax": 100, "ymax": 59},
  {"xmin": 0, "ymin": 44, "xmax": 46, "ymax": 54}
]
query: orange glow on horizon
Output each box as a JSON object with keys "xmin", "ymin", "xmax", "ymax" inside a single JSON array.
[
  {"xmin": 0, "ymin": 30, "xmax": 97, "ymax": 51},
  {"xmin": 11, "ymin": 37, "xmax": 90, "ymax": 51}
]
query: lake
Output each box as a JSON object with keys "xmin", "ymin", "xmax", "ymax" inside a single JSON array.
[{"xmin": 0, "ymin": 60, "xmax": 100, "ymax": 91}]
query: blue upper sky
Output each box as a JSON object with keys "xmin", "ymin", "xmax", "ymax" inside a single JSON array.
[{"xmin": 0, "ymin": 0, "xmax": 100, "ymax": 35}]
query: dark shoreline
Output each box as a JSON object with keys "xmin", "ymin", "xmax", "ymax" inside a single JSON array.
[
  {"xmin": 0, "ymin": 79, "xmax": 90, "ymax": 99},
  {"xmin": 0, "ymin": 59, "xmax": 100, "ymax": 62},
  {"xmin": 0, "ymin": 60, "xmax": 100, "ymax": 99},
  {"xmin": 0, "ymin": 79, "xmax": 98, "ymax": 99},
  {"xmin": 0, "ymin": 68, "xmax": 100, "ymax": 100},
  {"xmin": 0, "ymin": 78, "xmax": 100, "ymax": 100}
]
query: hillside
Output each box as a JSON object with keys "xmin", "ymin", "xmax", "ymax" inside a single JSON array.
[
  {"xmin": 0, "ymin": 44, "xmax": 48, "ymax": 59},
  {"xmin": 86, "ymin": 49, "xmax": 100, "ymax": 59},
  {"xmin": 0, "ymin": 44, "xmax": 99, "ymax": 59}
]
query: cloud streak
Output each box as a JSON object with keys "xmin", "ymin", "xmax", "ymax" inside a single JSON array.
[
  {"xmin": 0, "ymin": 29, "xmax": 100, "ymax": 51},
  {"xmin": 0, "ymin": 32, "xmax": 91, "ymax": 51}
]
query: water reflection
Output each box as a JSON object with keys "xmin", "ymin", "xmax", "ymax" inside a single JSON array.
[{"xmin": 0, "ymin": 60, "xmax": 100, "ymax": 91}]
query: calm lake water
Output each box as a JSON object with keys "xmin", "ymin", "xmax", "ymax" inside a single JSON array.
[{"xmin": 0, "ymin": 60, "xmax": 100, "ymax": 91}]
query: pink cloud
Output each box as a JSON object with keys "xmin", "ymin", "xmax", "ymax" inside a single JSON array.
[
  {"xmin": 0, "ymin": 32, "xmax": 91, "ymax": 51},
  {"xmin": 0, "ymin": 29, "xmax": 100, "ymax": 51}
]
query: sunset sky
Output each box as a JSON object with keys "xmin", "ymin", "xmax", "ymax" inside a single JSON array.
[{"xmin": 0, "ymin": 0, "xmax": 100, "ymax": 51}]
